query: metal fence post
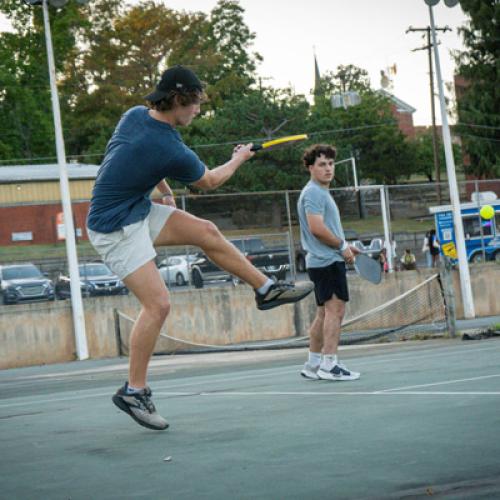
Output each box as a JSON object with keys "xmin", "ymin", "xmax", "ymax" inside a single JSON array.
[
  {"xmin": 474, "ymin": 180, "xmax": 486, "ymax": 262},
  {"xmin": 439, "ymin": 258, "xmax": 457, "ymax": 338},
  {"xmin": 285, "ymin": 191, "xmax": 296, "ymax": 280},
  {"xmin": 380, "ymin": 186, "xmax": 393, "ymax": 272}
]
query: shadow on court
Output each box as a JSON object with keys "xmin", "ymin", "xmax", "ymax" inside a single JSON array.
[{"xmin": 1, "ymin": 337, "xmax": 499, "ymax": 500}]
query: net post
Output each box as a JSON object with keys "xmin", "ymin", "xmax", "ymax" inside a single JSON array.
[
  {"xmin": 285, "ymin": 191, "xmax": 296, "ymax": 280},
  {"xmin": 439, "ymin": 258, "xmax": 457, "ymax": 338},
  {"xmin": 113, "ymin": 308, "xmax": 123, "ymax": 356}
]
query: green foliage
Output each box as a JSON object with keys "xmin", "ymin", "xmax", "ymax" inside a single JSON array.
[
  {"xmin": 408, "ymin": 130, "xmax": 462, "ymax": 182},
  {"xmin": 310, "ymin": 85, "xmax": 414, "ymax": 185},
  {"xmin": 1, "ymin": 2, "xmax": 416, "ymax": 190},
  {"xmin": 454, "ymin": 0, "xmax": 499, "ymax": 178}
]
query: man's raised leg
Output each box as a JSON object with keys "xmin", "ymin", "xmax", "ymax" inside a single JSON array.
[{"xmin": 154, "ymin": 210, "xmax": 313, "ymax": 310}]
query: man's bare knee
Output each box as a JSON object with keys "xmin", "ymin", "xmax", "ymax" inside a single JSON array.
[
  {"xmin": 324, "ymin": 298, "xmax": 345, "ymax": 318},
  {"xmin": 316, "ymin": 306, "xmax": 326, "ymax": 321},
  {"xmin": 145, "ymin": 296, "xmax": 171, "ymax": 323},
  {"xmin": 199, "ymin": 220, "xmax": 224, "ymax": 249}
]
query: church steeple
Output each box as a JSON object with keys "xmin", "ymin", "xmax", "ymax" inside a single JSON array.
[{"xmin": 314, "ymin": 51, "xmax": 321, "ymax": 97}]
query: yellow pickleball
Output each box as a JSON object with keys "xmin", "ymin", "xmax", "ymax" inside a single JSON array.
[{"xmin": 479, "ymin": 204, "xmax": 495, "ymax": 220}]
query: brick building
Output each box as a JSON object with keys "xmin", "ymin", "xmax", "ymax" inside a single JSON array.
[
  {"xmin": 377, "ymin": 89, "xmax": 416, "ymax": 139},
  {"xmin": 0, "ymin": 163, "xmax": 97, "ymax": 246}
]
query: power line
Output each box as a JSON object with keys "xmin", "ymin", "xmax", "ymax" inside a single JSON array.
[
  {"xmin": 457, "ymin": 123, "xmax": 500, "ymax": 131},
  {"xmin": 459, "ymin": 133, "xmax": 500, "ymax": 143},
  {"xmin": 0, "ymin": 121, "xmax": 396, "ymax": 164}
]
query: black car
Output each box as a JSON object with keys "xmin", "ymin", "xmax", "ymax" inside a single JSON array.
[
  {"xmin": 0, "ymin": 263, "xmax": 55, "ymax": 305},
  {"xmin": 55, "ymin": 262, "xmax": 128, "ymax": 299},
  {"xmin": 190, "ymin": 237, "xmax": 288, "ymax": 288}
]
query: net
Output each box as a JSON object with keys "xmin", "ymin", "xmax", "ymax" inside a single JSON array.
[
  {"xmin": 341, "ymin": 273, "xmax": 447, "ymax": 343},
  {"xmin": 114, "ymin": 273, "xmax": 448, "ymax": 355}
]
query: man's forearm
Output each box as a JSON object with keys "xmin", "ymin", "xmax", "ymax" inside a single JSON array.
[
  {"xmin": 156, "ymin": 180, "xmax": 173, "ymax": 196},
  {"xmin": 205, "ymin": 156, "xmax": 245, "ymax": 190},
  {"xmin": 312, "ymin": 225, "xmax": 345, "ymax": 250}
]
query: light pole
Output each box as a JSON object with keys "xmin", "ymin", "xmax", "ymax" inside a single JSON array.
[
  {"xmin": 424, "ymin": 0, "xmax": 475, "ymax": 318},
  {"xmin": 24, "ymin": 0, "xmax": 89, "ymax": 357}
]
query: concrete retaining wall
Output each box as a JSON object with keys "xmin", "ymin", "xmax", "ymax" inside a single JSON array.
[{"xmin": 1, "ymin": 264, "xmax": 498, "ymax": 370}]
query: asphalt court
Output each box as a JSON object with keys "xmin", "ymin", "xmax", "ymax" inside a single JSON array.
[{"xmin": 1, "ymin": 338, "xmax": 499, "ymax": 500}]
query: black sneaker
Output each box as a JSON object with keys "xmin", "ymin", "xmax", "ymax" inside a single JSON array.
[
  {"xmin": 112, "ymin": 383, "xmax": 169, "ymax": 430},
  {"xmin": 255, "ymin": 280, "xmax": 314, "ymax": 311}
]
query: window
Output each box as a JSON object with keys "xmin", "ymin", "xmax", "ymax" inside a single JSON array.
[{"xmin": 463, "ymin": 216, "xmax": 493, "ymax": 239}]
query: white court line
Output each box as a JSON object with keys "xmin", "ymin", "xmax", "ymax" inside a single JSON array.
[
  {"xmin": 155, "ymin": 391, "xmax": 500, "ymax": 396},
  {"xmin": 5, "ymin": 340, "xmax": 499, "ymax": 382},
  {"xmin": 1, "ymin": 344, "xmax": 499, "ymax": 410},
  {"xmin": 0, "ymin": 366, "xmax": 296, "ymax": 409},
  {"xmin": 374, "ymin": 373, "xmax": 500, "ymax": 393}
]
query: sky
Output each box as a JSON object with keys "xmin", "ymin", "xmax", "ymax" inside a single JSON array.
[{"xmin": 0, "ymin": 0, "xmax": 469, "ymax": 126}]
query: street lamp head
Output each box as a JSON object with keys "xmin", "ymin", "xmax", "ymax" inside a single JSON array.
[{"xmin": 423, "ymin": 0, "xmax": 459, "ymax": 6}]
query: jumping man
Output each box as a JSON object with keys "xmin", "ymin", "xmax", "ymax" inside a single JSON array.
[{"xmin": 86, "ymin": 65, "xmax": 313, "ymax": 430}]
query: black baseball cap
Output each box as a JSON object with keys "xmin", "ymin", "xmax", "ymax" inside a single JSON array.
[{"xmin": 144, "ymin": 65, "xmax": 203, "ymax": 102}]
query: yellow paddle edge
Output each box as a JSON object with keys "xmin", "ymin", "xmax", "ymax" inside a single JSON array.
[{"xmin": 251, "ymin": 134, "xmax": 308, "ymax": 151}]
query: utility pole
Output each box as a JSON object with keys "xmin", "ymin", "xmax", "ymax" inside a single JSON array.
[{"xmin": 406, "ymin": 24, "xmax": 451, "ymax": 205}]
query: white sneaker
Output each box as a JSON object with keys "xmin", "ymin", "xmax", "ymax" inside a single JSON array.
[
  {"xmin": 300, "ymin": 362, "xmax": 320, "ymax": 380},
  {"xmin": 317, "ymin": 363, "xmax": 360, "ymax": 381}
]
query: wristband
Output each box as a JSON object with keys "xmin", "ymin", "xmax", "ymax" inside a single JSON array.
[{"xmin": 339, "ymin": 240, "xmax": 348, "ymax": 252}]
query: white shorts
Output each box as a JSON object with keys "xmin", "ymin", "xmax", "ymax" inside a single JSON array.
[{"xmin": 87, "ymin": 203, "xmax": 176, "ymax": 280}]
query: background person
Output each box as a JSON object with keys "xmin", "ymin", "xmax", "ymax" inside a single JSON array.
[
  {"xmin": 429, "ymin": 229, "xmax": 440, "ymax": 267},
  {"xmin": 421, "ymin": 231, "xmax": 432, "ymax": 267},
  {"xmin": 297, "ymin": 144, "xmax": 361, "ymax": 382},
  {"xmin": 400, "ymin": 248, "xmax": 417, "ymax": 270},
  {"xmin": 378, "ymin": 247, "xmax": 389, "ymax": 273}
]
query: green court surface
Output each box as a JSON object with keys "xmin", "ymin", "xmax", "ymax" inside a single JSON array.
[{"xmin": 1, "ymin": 339, "xmax": 499, "ymax": 500}]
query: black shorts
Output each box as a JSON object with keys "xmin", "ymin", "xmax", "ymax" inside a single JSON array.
[{"xmin": 307, "ymin": 261, "xmax": 349, "ymax": 305}]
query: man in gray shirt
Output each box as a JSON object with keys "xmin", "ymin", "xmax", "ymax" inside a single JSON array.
[{"xmin": 297, "ymin": 144, "xmax": 360, "ymax": 381}]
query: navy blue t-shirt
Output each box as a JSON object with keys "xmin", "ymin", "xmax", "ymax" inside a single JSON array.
[{"xmin": 87, "ymin": 106, "xmax": 205, "ymax": 233}]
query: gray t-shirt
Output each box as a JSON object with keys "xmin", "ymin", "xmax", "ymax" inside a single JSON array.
[{"xmin": 297, "ymin": 180, "xmax": 345, "ymax": 269}]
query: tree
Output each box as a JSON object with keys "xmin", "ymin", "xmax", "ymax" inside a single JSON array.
[
  {"xmin": 454, "ymin": 0, "xmax": 499, "ymax": 178},
  {"xmin": 310, "ymin": 70, "xmax": 415, "ymax": 185},
  {"xmin": 408, "ymin": 130, "xmax": 461, "ymax": 182},
  {"xmin": 316, "ymin": 64, "xmax": 371, "ymax": 97},
  {"xmin": 201, "ymin": 0, "xmax": 262, "ymax": 109},
  {"xmin": 0, "ymin": 0, "xmax": 86, "ymax": 163},
  {"xmin": 184, "ymin": 86, "xmax": 310, "ymax": 192}
]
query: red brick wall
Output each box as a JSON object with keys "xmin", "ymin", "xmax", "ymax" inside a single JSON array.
[
  {"xmin": 390, "ymin": 104, "xmax": 415, "ymax": 139},
  {"xmin": 0, "ymin": 202, "xmax": 90, "ymax": 246}
]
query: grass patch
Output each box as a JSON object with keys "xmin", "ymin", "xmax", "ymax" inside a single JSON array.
[{"xmin": 0, "ymin": 241, "xmax": 99, "ymax": 263}]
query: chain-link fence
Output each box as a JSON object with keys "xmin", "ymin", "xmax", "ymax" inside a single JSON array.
[{"xmin": 0, "ymin": 170, "xmax": 499, "ymax": 301}]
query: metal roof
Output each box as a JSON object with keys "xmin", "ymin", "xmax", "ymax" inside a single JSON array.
[{"xmin": 0, "ymin": 163, "xmax": 100, "ymax": 182}]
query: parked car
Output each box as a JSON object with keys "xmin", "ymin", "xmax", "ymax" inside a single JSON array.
[
  {"xmin": 158, "ymin": 255, "xmax": 191, "ymax": 286},
  {"xmin": 0, "ymin": 263, "xmax": 55, "ymax": 305},
  {"xmin": 190, "ymin": 237, "xmax": 288, "ymax": 288},
  {"xmin": 55, "ymin": 262, "xmax": 128, "ymax": 299}
]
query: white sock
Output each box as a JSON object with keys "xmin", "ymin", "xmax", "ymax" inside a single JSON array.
[
  {"xmin": 126, "ymin": 384, "xmax": 143, "ymax": 394},
  {"xmin": 320, "ymin": 354, "xmax": 338, "ymax": 371},
  {"xmin": 256, "ymin": 278, "xmax": 274, "ymax": 295},
  {"xmin": 308, "ymin": 352, "xmax": 322, "ymax": 367}
]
